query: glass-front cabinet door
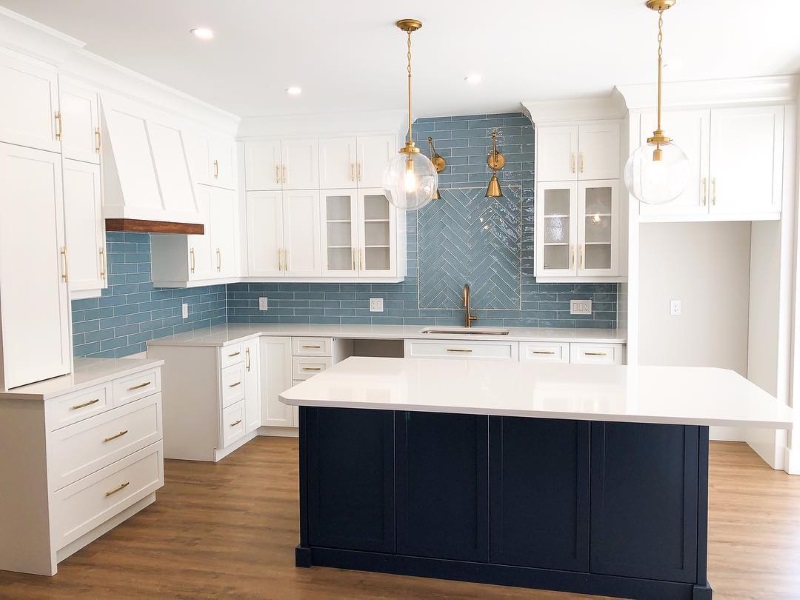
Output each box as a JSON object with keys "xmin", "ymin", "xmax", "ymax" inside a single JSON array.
[
  {"xmin": 321, "ymin": 190, "xmax": 358, "ymax": 276},
  {"xmin": 357, "ymin": 190, "xmax": 396, "ymax": 277},
  {"xmin": 577, "ymin": 181, "xmax": 618, "ymax": 277},
  {"xmin": 535, "ymin": 182, "xmax": 578, "ymax": 278}
]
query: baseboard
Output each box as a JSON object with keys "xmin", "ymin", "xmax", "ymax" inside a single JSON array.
[
  {"xmin": 214, "ymin": 431, "xmax": 258, "ymax": 461},
  {"xmin": 709, "ymin": 426, "xmax": 746, "ymax": 442},
  {"xmin": 257, "ymin": 426, "xmax": 299, "ymax": 438},
  {"xmin": 784, "ymin": 445, "xmax": 800, "ymax": 475}
]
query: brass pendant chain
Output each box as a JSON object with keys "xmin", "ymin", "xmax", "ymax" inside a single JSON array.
[{"xmin": 407, "ymin": 30, "xmax": 413, "ymax": 144}]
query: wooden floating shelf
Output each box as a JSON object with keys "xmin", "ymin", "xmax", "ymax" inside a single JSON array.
[{"xmin": 105, "ymin": 219, "xmax": 205, "ymax": 235}]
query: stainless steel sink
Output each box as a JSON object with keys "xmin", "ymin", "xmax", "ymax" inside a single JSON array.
[{"xmin": 420, "ymin": 326, "xmax": 510, "ymax": 336}]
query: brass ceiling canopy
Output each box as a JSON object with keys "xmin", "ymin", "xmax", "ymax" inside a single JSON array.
[
  {"xmin": 396, "ymin": 18, "xmax": 422, "ymax": 33},
  {"xmin": 486, "ymin": 130, "xmax": 504, "ymax": 198},
  {"xmin": 645, "ymin": 0, "xmax": 676, "ymax": 10}
]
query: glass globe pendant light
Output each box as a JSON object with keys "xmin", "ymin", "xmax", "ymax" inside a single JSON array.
[
  {"xmin": 623, "ymin": 0, "xmax": 689, "ymax": 205},
  {"xmin": 382, "ymin": 19, "xmax": 438, "ymax": 211}
]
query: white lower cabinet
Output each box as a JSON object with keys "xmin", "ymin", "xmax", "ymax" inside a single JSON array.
[
  {"xmin": 0, "ymin": 362, "xmax": 164, "ymax": 576},
  {"xmin": 243, "ymin": 338, "xmax": 261, "ymax": 433},
  {"xmin": 260, "ymin": 336, "xmax": 294, "ymax": 428},
  {"xmin": 404, "ymin": 339, "xmax": 520, "ymax": 361},
  {"xmin": 519, "ymin": 342, "xmax": 571, "ymax": 363},
  {"xmin": 570, "ymin": 343, "xmax": 625, "ymax": 365}
]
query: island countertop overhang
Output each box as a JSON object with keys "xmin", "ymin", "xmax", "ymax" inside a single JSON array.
[{"xmin": 279, "ymin": 356, "xmax": 794, "ymax": 429}]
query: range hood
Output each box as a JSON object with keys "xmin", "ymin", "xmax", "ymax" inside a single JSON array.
[{"xmin": 100, "ymin": 93, "xmax": 204, "ymax": 235}]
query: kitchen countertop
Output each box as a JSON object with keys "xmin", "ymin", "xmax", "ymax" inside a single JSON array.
[
  {"xmin": 145, "ymin": 323, "xmax": 627, "ymax": 347},
  {"xmin": 279, "ymin": 356, "xmax": 793, "ymax": 428},
  {"xmin": 0, "ymin": 357, "xmax": 164, "ymax": 401}
]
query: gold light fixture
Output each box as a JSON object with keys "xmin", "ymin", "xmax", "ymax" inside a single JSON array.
[
  {"xmin": 382, "ymin": 19, "xmax": 438, "ymax": 211},
  {"xmin": 428, "ymin": 137, "xmax": 445, "ymax": 200},
  {"xmin": 623, "ymin": 0, "xmax": 689, "ymax": 205},
  {"xmin": 486, "ymin": 130, "xmax": 505, "ymax": 198}
]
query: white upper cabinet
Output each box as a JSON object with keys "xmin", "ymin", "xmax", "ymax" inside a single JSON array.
[
  {"xmin": 209, "ymin": 137, "xmax": 236, "ymax": 190},
  {"xmin": 321, "ymin": 190, "xmax": 359, "ymax": 276},
  {"xmin": 244, "ymin": 139, "xmax": 317, "ymax": 190},
  {"xmin": 244, "ymin": 140, "xmax": 282, "ymax": 190},
  {"xmin": 184, "ymin": 130, "xmax": 212, "ymax": 186},
  {"xmin": 357, "ymin": 190, "xmax": 397, "ymax": 277},
  {"xmin": 209, "ymin": 188, "xmax": 238, "ymax": 277},
  {"xmin": 281, "ymin": 139, "xmax": 319, "ymax": 189},
  {"xmin": 59, "ymin": 78, "xmax": 100, "ymax": 164},
  {"xmin": 537, "ymin": 123, "xmax": 619, "ymax": 182},
  {"xmin": 0, "ymin": 50, "xmax": 60, "ymax": 153},
  {"xmin": 319, "ymin": 137, "xmax": 357, "ymax": 189},
  {"xmin": 536, "ymin": 127, "xmax": 577, "ymax": 182},
  {"xmin": 63, "ymin": 159, "xmax": 106, "ymax": 297},
  {"xmin": 0, "ymin": 143, "xmax": 70, "ymax": 389},
  {"xmin": 147, "ymin": 121, "xmax": 197, "ymax": 218},
  {"xmin": 188, "ymin": 186, "xmax": 214, "ymax": 280},
  {"xmin": 356, "ymin": 134, "xmax": 395, "ymax": 188},
  {"xmin": 246, "ymin": 191, "xmax": 284, "ymax": 276},
  {"xmin": 577, "ymin": 123, "xmax": 620, "ymax": 180}
]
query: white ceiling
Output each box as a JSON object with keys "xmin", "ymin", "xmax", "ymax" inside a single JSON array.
[{"xmin": 3, "ymin": 0, "xmax": 800, "ymax": 119}]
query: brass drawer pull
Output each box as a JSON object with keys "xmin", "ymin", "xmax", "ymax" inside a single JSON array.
[
  {"xmin": 302, "ymin": 367, "xmax": 323, "ymax": 371},
  {"xmin": 95, "ymin": 127, "xmax": 102, "ymax": 153},
  {"xmin": 228, "ymin": 381, "xmax": 242, "ymax": 388},
  {"xmin": 190, "ymin": 247, "xmax": 196, "ymax": 273},
  {"xmin": 127, "ymin": 382, "xmax": 151, "ymax": 391},
  {"xmin": 446, "ymin": 348, "xmax": 473, "ymax": 353},
  {"xmin": 302, "ymin": 345, "xmax": 321, "ymax": 349},
  {"xmin": 532, "ymin": 350, "xmax": 556, "ymax": 355},
  {"xmin": 55, "ymin": 111, "xmax": 63, "ymax": 141},
  {"xmin": 71, "ymin": 398, "xmax": 100, "ymax": 410},
  {"xmin": 105, "ymin": 481, "xmax": 130, "ymax": 497},
  {"xmin": 228, "ymin": 351, "xmax": 241, "ymax": 357},
  {"xmin": 213, "ymin": 159, "xmax": 219, "ymax": 179},
  {"xmin": 230, "ymin": 419, "xmax": 242, "ymax": 427},
  {"xmin": 103, "ymin": 430, "xmax": 128, "ymax": 443},
  {"xmin": 585, "ymin": 352, "xmax": 608, "ymax": 357},
  {"xmin": 246, "ymin": 347, "xmax": 251, "ymax": 371}
]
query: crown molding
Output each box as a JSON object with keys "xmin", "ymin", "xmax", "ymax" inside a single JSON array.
[{"xmin": 522, "ymin": 93, "xmax": 627, "ymax": 124}]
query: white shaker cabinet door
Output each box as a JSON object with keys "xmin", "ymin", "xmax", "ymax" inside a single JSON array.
[
  {"xmin": 356, "ymin": 134, "xmax": 395, "ymax": 188},
  {"xmin": 577, "ymin": 123, "xmax": 619, "ymax": 180},
  {"xmin": 536, "ymin": 126, "xmax": 578, "ymax": 182},
  {"xmin": 245, "ymin": 191, "xmax": 284, "ymax": 276},
  {"xmin": 281, "ymin": 138, "xmax": 319, "ymax": 190},
  {"xmin": 319, "ymin": 137, "xmax": 357, "ymax": 189},
  {"xmin": 0, "ymin": 143, "xmax": 70, "ymax": 389},
  {"xmin": 243, "ymin": 338, "xmax": 261, "ymax": 433},
  {"xmin": 209, "ymin": 188, "xmax": 238, "ymax": 277},
  {"xmin": 209, "ymin": 137, "xmax": 236, "ymax": 190},
  {"xmin": 283, "ymin": 190, "xmax": 322, "ymax": 277},
  {"xmin": 244, "ymin": 140, "xmax": 282, "ymax": 191},
  {"xmin": 187, "ymin": 186, "xmax": 214, "ymax": 280},
  {"xmin": 59, "ymin": 79, "xmax": 100, "ymax": 164},
  {"xmin": 63, "ymin": 159, "xmax": 106, "ymax": 296},
  {"xmin": 260, "ymin": 337, "xmax": 294, "ymax": 428}
]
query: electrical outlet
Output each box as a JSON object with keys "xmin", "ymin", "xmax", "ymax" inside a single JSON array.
[
  {"xmin": 670, "ymin": 299, "xmax": 682, "ymax": 316},
  {"xmin": 369, "ymin": 298, "xmax": 384, "ymax": 312},
  {"xmin": 569, "ymin": 299, "xmax": 592, "ymax": 315},
  {"xmin": 258, "ymin": 297, "xmax": 269, "ymax": 311},
  {"xmin": 181, "ymin": 303, "xmax": 189, "ymax": 319}
]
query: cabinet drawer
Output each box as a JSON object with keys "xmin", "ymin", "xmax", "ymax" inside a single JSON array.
[
  {"xmin": 220, "ymin": 343, "xmax": 244, "ymax": 368},
  {"xmin": 292, "ymin": 337, "xmax": 332, "ymax": 357},
  {"xmin": 520, "ymin": 342, "xmax": 570, "ymax": 363},
  {"xmin": 113, "ymin": 368, "xmax": 161, "ymax": 407},
  {"xmin": 221, "ymin": 363, "xmax": 246, "ymax": 408},
  {"xmin": 52, "ymin": 442, "xmax": 163, "ymax": 551},
  {"xmin": 405, "ymin": 340, "xmax": 519, "ymax": 361},
  {"xmin": 49, "ymin": 394, "xmax": 162, "ymax": 491},
  {"xmin": 222, "ymin": 400, "xmax": 246, "ymax": 447},
  {"xmin": 292, "ymin": 356, "xmax": 333, "ymax": 380},
  {"xmin": 47, "ymin": 383, "xmax": 111, "ymax": 431},
  {"xmin": 570, "ymin": 343, "xmax": 624, "ymax": 365}
]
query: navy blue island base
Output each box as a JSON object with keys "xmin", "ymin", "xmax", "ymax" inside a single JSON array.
[{"xmin": 295, "ymin": 406, "xmax": 713, "ymax": 600}]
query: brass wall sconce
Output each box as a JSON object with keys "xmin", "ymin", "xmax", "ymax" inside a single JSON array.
[
  {"xmin": 486, "ymin": 130, "xmax": 505, "ymax": 198},
  {"xmin": 428, "ymin": 137, "xmax": 446, "ymax": 200}
]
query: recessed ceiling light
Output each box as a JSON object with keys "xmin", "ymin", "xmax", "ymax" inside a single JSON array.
[
  {"xmin": 464, "ymin": 74, "xmax": 483, "ymax": 85},
  {"xmin": 190, "ymin": 28, "xmax": 214, "ymax": 40},
  {"xmin": 286, "ymin": 87, "xmax": 302, "ymax": 96}
]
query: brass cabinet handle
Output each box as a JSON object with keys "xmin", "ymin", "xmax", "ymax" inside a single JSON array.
[
  {"xmin": 532, "ymin": 350, "xmax": 556, "ymax": 355},
  {"xmin": 351, "ymin": 248, "xmax": 356, "ymax": 270},
  {"xmin": 350, "ymin": 163, "xmax": 355, "ymax": 182},
  {"xmin": 580, "ymin": 246, "xmax": 585, "ymax": 270},
  {"xmin": 359, "ymin": 248, "xmax": 363, "ymax": 271},
  {"xmin": 230, "ymin": 419, "xmax": 242, "ymax": 427},
  {"xmin": 228, "ymin": 381, "xmax": 242, "ymax": 388},
  {"xmin": 216, "ymin": 248, "xmax": 222, "ymax": 272},
  {"xmin": 71, "ymin": 398, "xmax": 100, "ymax": 410},
  {"xmin": 446, "ymin": 348, "xmax": 473, "ymax": 353},
  {"xmin": 245, "ymin": 347, "xmax": 251, "ymax": 371},
  {"xmin": 579, "ymin": 153, "xmax": 585, "ymax": 174},
  {"xmin": 702, "ymin": 178, "xmax": 708, "ymax": 206},
  {"xmin": 301, "ymin": 345, "xmax": 321, "ymax": 349},
  {"xmin": 712, "ymin": 178, "xmax": 717, "ymax": 206},
  {"xmin": 282, "ymin": 165, "xmax": 287, "ymax": 184},
  {"xmin": 284, "ymin": 249, "xmax": 289, "ymax": 271},
  {"xmin": 99, "ymin": 248, "xmax": 106, "ymax": 280},
  {"xmin": 105, "ymin": 481, "xmax": 130, "ymax": 497},
  {"xmin": 55, "ymin": 111, "xmax": 62, "ymax": 141},
  {"xmin": 103, "ymin": 430, "xmax": 128, "ymax": 443},
  {"xmin": 61, "ymin": 246, "xmax": 69, "ymax": 282},
  {"xmin": 213, "ymin": 159, "xmax": 219, "ymax": 179},
  {"xmin": 277, "ymin": 248, "xmax": 283, "ymax": 271},
  {"xmin": 95, "ymin": 127, "xmax": 101, "ymax": 153},
  {"xmin": 127, "ymin": 381, "xmax": 151, "ymax": 391},
  {"xmin": 570, "ymin": 153, "xmax": 576, "ymax": 174},
  {"xmin": 357, "ymin": 162, "xmax": 362, "ymax": 182},
  {"xmin": 228, "ymin": 351, "xmax": 241, "ymax": 357},
  {"xmin": 275, "ymin": 165, "xmax": 280, "ymax": 184},
  {"xmin": 302, "ymin": 367, "xmax": 323, "ymax": 371},
  {"xmin": 570, "ymin": 245, "xmax": 575, "ymax": 269},
  {"xmin": 585, "ymin": 351, "xmax": 608, "ymax": 357},
  {"xmin": 190, "ymin": 248, "xmax": 196, "ymax": 273}
]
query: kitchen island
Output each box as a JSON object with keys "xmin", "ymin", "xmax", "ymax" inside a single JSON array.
[{"xmin": 280, "ymin": 357, "xmax": 793, "ymax": 600}]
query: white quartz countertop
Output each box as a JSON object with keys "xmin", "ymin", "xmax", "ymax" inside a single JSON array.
[
  {"xmin": 279, "ymin": 357, "xmax": 793, "ymax": 428},
  {"xmin": 145, "ymin": 323, "xmax": 626, "ymax": 347},
  {"xmin": 0, "ymin": 357, "xmax": 164, "ymax": 401}
]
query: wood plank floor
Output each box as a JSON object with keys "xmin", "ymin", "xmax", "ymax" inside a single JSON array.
[{"xmin": 1, "ymin": 438, "xmax": 799, "ymax": 599}]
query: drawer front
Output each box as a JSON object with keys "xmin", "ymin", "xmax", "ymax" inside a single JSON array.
[
  {"xmin": 520, "ymin": 342, "xmax": 570, "ymax": 363},
  {"xmin": 405, "ymin": 340, "xmax": 519, "ymax": 361},
  {"xmin": 292, "ymin": 337, "xmax": 332, "ymax": 357},
  {"xmin": 113, "ymin": 368, "xmax": 161, "ymax": 407},
  {"xmin": 220, "ymin": 343, "xmax": 244, "ymax": 368},
  {"xmin": 292, "ymin": 356, "xmax": 333, "ymax": 380},
  {"xmin": 222, "ymin": 400, "xmax": 246, "ymax": 448},
  {"xmin": 49, "ymin": 394, "xmax": 162, "ymax": 491},
  {"xmin": 570, "ymin": 343, "xmax": 624, "ymax": 365},
  {"xmin": 221, "ymin": 363, "xmax": 246, "ymax": 408},
  {"xmin": 52, "ymin": 442, "xmax": 163, "ymax": 550},
  {"xmin": 47, "ymin": 384, "xmax": 111, "ymax": 431}
]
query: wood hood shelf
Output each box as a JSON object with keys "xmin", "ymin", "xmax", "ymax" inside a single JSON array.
[{"xmin": 105, "ymin": 219, "xmax": 204, "ymax": 235}]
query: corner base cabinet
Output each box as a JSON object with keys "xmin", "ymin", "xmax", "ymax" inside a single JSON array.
[{"xmin": 297, "ymin": 408, "xmax": 712, "ymax": 600}]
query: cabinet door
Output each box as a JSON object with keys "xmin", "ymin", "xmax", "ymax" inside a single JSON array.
[
  {"xmin": 356, "ymin": 134, "xmax": 395, "ymax": 188},
  {"xmin": 244, "ymin": 140, "xmax": 282, "ymax": 191},
  {"xmin": 183, "ymin": 131, "xmax": 211, "ymax": 186},
  {"xmin": 578, "ymin": 123, "xmax": 619, "ymax": 180},
  {"xmin": 147, "ymin": 121, "xmax": 197, "ymax": 218},
  {"xmin": 321, "ymin": 190, "xmax": 359, "ymax": 276},
  {"xmin": 187, "ymin": 186, "xmax": 214, "ymax": 280},
  {"xmin": 209, "ymin": 188, "xmax": 238, "ymax": 277},
  {"xmin": 490, "ymin": 417, "xmax": 590, "ymax": 571},
  {"xmin": 243, "ymin": 338, "xmax": 261, "ymax": 433},
  {"xmin": 577, "ymin": 180, "xmax": 619, "ymax": 277},
  {"xmin": 209, "ymin": 137, "xmax": 236, "ymax": 190},
  {"xmin": 282, "ymin": 138, "xmax": 319, "ymax": 189},
  {"xmin": 59, "ymin": 79, "xmax": 100, "ymax": 164},
  {"xmin": 357, "ymin": 190, "xmax": 396, "ymax": 277},
  {"xmin": 0, "ymin": 143, "xmax": 70, "ymax": 389},
  {"xmin": 396, "ymin": 412, "xmax": 489, "ymax": 562},
  {"xmin": 63, "ymin": 159, "xmax": 106, "ymax": 296},
  {"xmin": 260, "ymin": 337, "xmax": 293, "ymax": 427},
  {"xmin": 710, "ymin": 106, "xmax": 784, "ymax": 217},
  {"xmin": 536, "ymin": 126, "xmax": 578, "ymax": 182},
  {"xmin": 283, "ymin": 190, "xmax": 321, "ymax": 277},
  {"xmin": 0, "ymin": 51, "xmax": 60, "ymax": 153},
  {"xmin": 305, "ymin": 407, "xmax": 395, "ymax": 552},
  {"xmin": 245, "ymin": 191, "xmax": 284, "ymax": 276},
  {"xmin": 319, "ymin": 137, "xmax": 357, "ymax": 189},
  {"xmin": 638, "ymin": 109, "xmax": 709, "ymax": 219},
  {"xmin": 590, "ymin": 422, "xmax": 699, "ymax": 583},
  {"xmin": 535, "ymin": 182, "xmax": 578, "ymax": 277}
]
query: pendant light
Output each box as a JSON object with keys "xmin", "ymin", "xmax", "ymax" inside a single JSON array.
[
  {"xmin": 623, "ymin": 0, "xmax": 689, "ymax": 205},
  {"xmin": 486, "ymin": 130, "xmax": 505, "ymax": 198},
  {"xmin": 382, "ymin": 19, "xmax": 438, "ymax": 211}
]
